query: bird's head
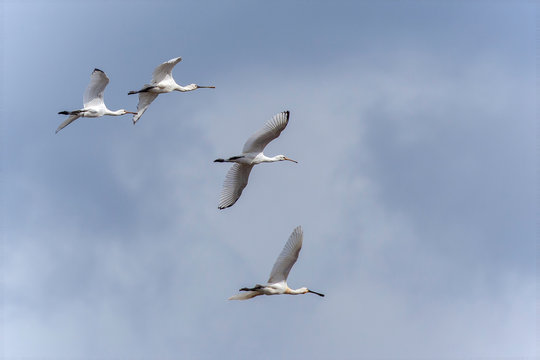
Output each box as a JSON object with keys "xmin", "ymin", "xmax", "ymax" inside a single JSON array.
[{"xmin": 277, "ymin": 155, "xmax": 298, "ymax": 163}]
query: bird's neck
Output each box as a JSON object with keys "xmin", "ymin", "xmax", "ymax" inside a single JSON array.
[
  {"xmin": 286, "ymin": 287, "xmax": 307, "ymax": 295},
  {"xmin": 106, "ymin": 109, "xmax": 125, "ymax": 116},
  {"xmin": 176, "ymin": 84, "xmax": 197, "ymax": 92},
  {"xmin": 260, "ymin": 155, "xmax": 282, "ymax": 163}
]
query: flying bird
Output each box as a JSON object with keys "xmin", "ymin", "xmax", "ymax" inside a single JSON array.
[
  {"xmin": 128, "ymin": 57, "xmax": 215, "ymax": 124},
  {"xmin": 214, "ymin": 110, "xmax": 297, "ymax": 209},
  {"xmin": 56, "ymin": 69, "xmax": 137, "ymax": 133},
  {"xmin": 229, "ymin": 226, "xmax": 324, "ymax": 300}
]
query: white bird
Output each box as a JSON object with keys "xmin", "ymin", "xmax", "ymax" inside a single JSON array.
[
  {"xmin": 229, "ymin": 226, "xmax": 324, "ymax": 300},
  {"xmin": 214, "ymin": 110, "xmax": 297, "ymax": 209},
  {"xmin": 56, "ymin": 68, "xmax": 137, "ymax": 133},
  {"xmin": 128, "ymin": 57, "xmax": 215, "ymax": 124}
]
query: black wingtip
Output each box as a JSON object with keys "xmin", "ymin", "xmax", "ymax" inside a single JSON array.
[
  {"xmin": 218, "ymin": 202, "xmax": 234, "ymax": 210},
  {"xmin": 214, "ymin": 158, "xmax": 225, "ymax": 163},
  {"xmin": 284, "ymin": 110, "xmax": 290, "ymax": 119},
  {"xmin": 58, "ymin": 111, "xmax": 69, "ymax": 115},
  {"xmin": 93, "ymin": 68, "xmax": 104, "ymax": 73}
]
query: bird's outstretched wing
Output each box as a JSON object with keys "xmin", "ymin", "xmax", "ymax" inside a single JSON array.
[
  {"xmin": 228, "ymin": 291, "xmax": 260, "ymax": 300},
  {"xmin": 218, "ymin": 163, "xmax": 253, "ymax": 209},
  {"xmin": 56, "ymin": 114, "xmax": 81, "ymax": 133},
  {"xmin": 151, "ymin": 57, "xmax": 182, "ymax": 84},
  {"xmin": 133, "ymin": 91, "xmax": 159, "ymax": 124},
  {"xmin": 268, "ymin": 226, "xmax": 303, "ymax": 284},
  {"xmin": 83, "ymin": 68, "xmax": 109, "ymax": 108},
  {"xmin": 242, "ymin": 111, "xmax": 290, "ymax": 154}
]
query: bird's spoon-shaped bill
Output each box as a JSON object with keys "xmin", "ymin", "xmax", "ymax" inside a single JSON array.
[
  {"xmin": 308, "ymin": 290, "xmax": 325, "ymax": 297},
  {"xmin": 284, "ymin": 157, "xmax": 298, "ymax": 163}
]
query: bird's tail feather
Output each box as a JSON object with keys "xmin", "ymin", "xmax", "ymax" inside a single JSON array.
[
  {"xmin": 228, "ymin": 291, "xmax": 260, "ymax": 300},
  {"xmin": 128, "ymin": 85, "xmax": 156, "ymax": 95}
]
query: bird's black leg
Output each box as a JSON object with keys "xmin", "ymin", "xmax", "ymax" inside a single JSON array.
[
  {"xmin": 58, "ymin": 110, "xmax": 82, "ymax": 115},
  {"xmin": 239, "ymin": 284, "xmax": 264, "ymax": 291},
  {"xmin": 128, "ymin": 86, "xmax": 156, "ymax": 95}
]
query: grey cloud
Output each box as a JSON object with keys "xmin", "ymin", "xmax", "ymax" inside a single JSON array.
[{"xmin": 3, "ymin": 2, "xmax": 535, "ymax": 359}]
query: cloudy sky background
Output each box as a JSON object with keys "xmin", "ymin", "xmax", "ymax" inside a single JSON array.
[{"xmin": 2, "ymin": 1, "xmax": 536, "ymax": 359}]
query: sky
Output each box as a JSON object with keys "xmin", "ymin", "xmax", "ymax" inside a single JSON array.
[{"xmin": 1, "ymin": 1, "xmax": 537, "ymax": 359}]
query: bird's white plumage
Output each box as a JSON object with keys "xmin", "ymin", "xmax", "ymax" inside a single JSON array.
[
  {"xmin": 151, "ymin": 56, "xmax": 182, "ymax": 84},
  {"xmin": 228, "ymin": 291, "xmax": 259, "ymax": 301},
  {"xmin": 129, "ymin": 57, "xmax": 214, "ymax": 124},
  {"xmin": 215, "ymin": 111, "xmax": 294, "ymax": 209},
  {"xmin": 83, "ymin": 69, "xmax": 109, "ymax": 109},
  {"xmin": 131, "ymin": 58, "xmax": 181, "ymax": 124},
  {"xmin": 268, "ymin": 225, "xmax": 303, "ymax": 284},
  {"xmin": 228, "ymin": 226, "xmax": 324, "ymax": 300},
  {"xmin": 218, "ymin": 163, "xmax": 254, "ymax": 209},
  {"xmin": 56, "ymin": 68, "xmax": 135, "ymax": 133},
  {"xmin": 133, "ymin": 92, "xmax": 159, "ymax": 124},
  {"xmin": 56, "ymin": 114, "xmax": 82, "ymax": 133},
  {"xmin": 242, "ymin": 111, "xmax": 290, "ymax": 154}
]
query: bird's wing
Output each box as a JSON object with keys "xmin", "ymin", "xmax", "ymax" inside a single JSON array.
[
  {"xmin": 83, "ymin": 68, "xmax": 109, "ymax": 108},
  {"xmin": 228, "ymin": 291, "xmax": 260, "ymax": 300},
  {"xmin": 242, "ymin": 111, "xmax": 290, "ymax": 154},
  {"xmin": 132, "ymin": 91, "xmax": 159, "ymax": 124},
  {"xmin": 268, "ymin": 226, "xmax": 303, "ymax": 284},
  {"xmin": 151, "ymin": 57, "xmax": 182, "ymax": 84},
  {"xmin": 56, "ymin": 114, "xmax": 81, "ymax": 133},
  {"xmin": 218, "ymin": 163, "xmax": 253, "ymax": 209}
]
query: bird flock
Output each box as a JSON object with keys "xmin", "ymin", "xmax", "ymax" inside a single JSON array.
[{"xmin": 57, "ymin": 57, "xmax": 325, "ymax": 300}]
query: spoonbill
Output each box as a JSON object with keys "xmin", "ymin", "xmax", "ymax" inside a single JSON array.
[
  {"xmin": 229, "ymin": 226, "xmax": 324, "ymax": 300},
  {"xmin": 128, "ymin": 57, "xmax": 215, "ymax": 124},
  {"xmin": 214, "ymin": 110, "xmax": 297, "ymax": 209},
  {"xmin": 56, "ymin": 69, "xmax": 137, "ymax": 133}
]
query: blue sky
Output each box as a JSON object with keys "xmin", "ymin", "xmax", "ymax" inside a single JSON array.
[{"xmin": 2, "ymin": 1, "xmax": 536, "ymax": 359}]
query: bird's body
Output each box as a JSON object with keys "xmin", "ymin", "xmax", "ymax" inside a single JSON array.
[
  {"xmin": 228, "ymin": 226, "xmax": 324, "ymax": 300},
  {"xmin": 56, "ymin": 69, "xmax": 136, "ymax": 133},
  {"xmin": 214, "ymin": 111, "xmax": 297, "ymax": 209},
  {"xmin": 128, "ymin": 57, "xmax": 215, "ymax": 124}
]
